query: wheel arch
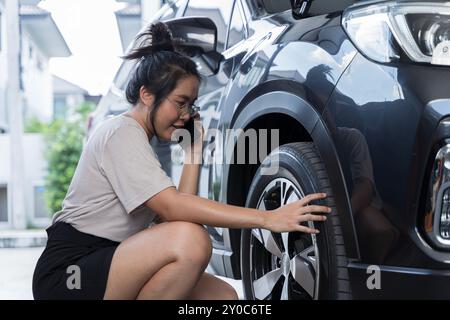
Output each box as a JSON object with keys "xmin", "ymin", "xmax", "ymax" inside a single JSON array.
[{"xmin": 223, "ymin": 80, "xmax": 360, "ymax": 278}]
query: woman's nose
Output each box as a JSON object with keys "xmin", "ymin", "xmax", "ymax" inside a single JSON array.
[{"xmin": 179, "ymin": 112, "xmax": 190, "ymax": 122}]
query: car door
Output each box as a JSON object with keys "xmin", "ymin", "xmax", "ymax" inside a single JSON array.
[
  {"xmin": 169, "ymin": 0, "xmax": 235, "ymax": 199},
  {"xmin": 182, "ymin": 0, "xmax": 249, "ymax": 247}
]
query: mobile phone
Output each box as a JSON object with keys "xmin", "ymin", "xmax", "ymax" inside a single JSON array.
[
  {"xmin": 175, "ymin": 118, "xmax": 195, "ymax": 145},
  {"xmin": 184, "ymin": 118, "xmax": 196, "ymax": 144}
]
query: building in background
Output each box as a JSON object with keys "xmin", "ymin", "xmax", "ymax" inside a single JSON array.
[
  {"xmin": 53, "ymin": 75, "xmax": 100, "ymax": 121},
  {"xmin": 20, "ymin": 0, "xmax": 71, "ymax": 124},
  {"xmin": 0, "ymin": 0, "xmax": 71, "ymax": 229},
  {"xmin": 115, "ymin": 0, "xmax": 164, "ymax": 53},
  {"xmin": 0, "ymin": 0, "xmax": 8, "ymax": 133},
  {"xmin": 0, "ymin": 0, "xmax": 71, "ymax": 131}
]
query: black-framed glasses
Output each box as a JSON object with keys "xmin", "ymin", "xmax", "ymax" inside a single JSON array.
[{"xmin": 165, "ymin": 97, "xmax": 200, "ymax": 117}]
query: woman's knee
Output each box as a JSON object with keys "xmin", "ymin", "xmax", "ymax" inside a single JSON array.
[
  {"xmin": 116, "ymin": 222, "xmax": 210, "ymax": 265},
  {"xmin": 221, "ymin": 283, "xmax": 239, "ymax": 300},
  {"xmin": 167, "ymin": 221, "xmax": 212, "ymax": 267}
]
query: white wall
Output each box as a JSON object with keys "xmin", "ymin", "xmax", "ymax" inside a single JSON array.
[
  {"xmin": 0, "ymin": 134, "xmax": 50, "ymax": 228},
  {"xmin": 21, "ymin": 32, "xmax": 53, "ymax": 123},
  {"xmin": 0, "ymin": 135, "xmax": 11, "ymax": 186},
  {"xmin": 0, "ymin": 1, "xmax": 56, "ymax": 126},
  {"xmin": 0, "ymin": 0, "xmax": 8, "ymax": 130}
]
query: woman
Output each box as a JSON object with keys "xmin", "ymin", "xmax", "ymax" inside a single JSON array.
[{"xmin": 32, "ymin": 22, "xmax": 330, "ymax": 300}]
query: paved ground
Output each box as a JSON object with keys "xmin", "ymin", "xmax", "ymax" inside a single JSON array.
[
  {"xmin": 0, "ymin": 247, "xmax": 244, "ymax": 300},
  {"xmin": 0, "ymin": 248, "xmax": 42, "ymax": 300}
]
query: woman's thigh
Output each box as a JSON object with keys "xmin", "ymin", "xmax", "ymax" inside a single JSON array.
[
  {"xmin": 103, "ymin": 221, "xmax": 211, "ymax": 300},
  {"xmin": 187, "ymin": 273, "xmax": 239, "ymax": 300}
]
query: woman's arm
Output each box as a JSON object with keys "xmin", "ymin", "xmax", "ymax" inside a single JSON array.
[
  {"xmin": 178, "ymin": 152, "xmax": 202, "ymax": 195},
  {"xmin": 146, "ymin": 188, "xmax": 330, "ymax": 234},
  {"xmin": 178, "ymin": 118, "xmax": 203, "ymax": 195},
  {"xmin": 155, "ymin": 119, "xmax": 329, "ymax": 233}
]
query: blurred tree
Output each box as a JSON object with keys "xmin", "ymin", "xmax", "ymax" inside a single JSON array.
[
  {"xmin": 24, "ymin": 117, "xmax": 47, "ymax": 133},
  {"xmin": 43, "ymin": 102, "xmax": 95, "ymax": 214}
]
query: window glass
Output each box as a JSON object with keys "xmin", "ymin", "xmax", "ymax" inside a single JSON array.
[
  {"xmin": 53, "ymin": 97, "xmax": 67, "ymax": 120},
  {"xmin": 0, "ymin": 187, "xmax": 7, "ymax": 222},
  {"xmin": 34, "ymin": 186, "xmax": 50, "ymax": 218},
  {"xmin": 159, "ymin": 0, "xmax": 185, "ymax": 20},
  {"xmin": 184, "ymin": 0, "xmax": 234, "ymax": 52},
  {"xmin": 227, "ymin": 1, "xmax": 245, "ymax": 49}
]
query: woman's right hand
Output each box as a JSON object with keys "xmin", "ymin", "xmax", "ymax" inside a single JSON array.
[{"xmin": 263, "ymin": 193, "xmax": 331, "ymax": 234}]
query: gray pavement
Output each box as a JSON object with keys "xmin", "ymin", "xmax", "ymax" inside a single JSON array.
[
  {"xmin": 0, "ymin": 247, "xmax": 244, "ymax": 300},
  {"xmin": 0, "ymin": 230, "xmax": 47, "ymax": 248},
  {"xmin": 0, "ymin": 247, "xmax": 43, "ymax": 300}
]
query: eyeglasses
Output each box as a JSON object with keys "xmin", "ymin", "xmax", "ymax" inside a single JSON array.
[{"xmin": 165, "ymin": 97, "xmax": 200, "ymax": 117}]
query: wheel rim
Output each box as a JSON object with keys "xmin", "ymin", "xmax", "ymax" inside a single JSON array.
[{"xmin": 249, "ymin": 178, "xmax": 320, "ymax": 300}]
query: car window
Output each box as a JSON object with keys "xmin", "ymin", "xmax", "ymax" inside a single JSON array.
[
  {"xmin": 227, "ymin": 0, "xmax": 245, "ymax": 49},
  {"xmin": 256, "ymin": 0, "xmax": 357, "ymax": 16},
  {"xmin": 183, "ymin": 0, "xmax": 234, "ymax": 52},
  {"xmin": 240, "ymin": 0, "xmax": 253, "ymax": 20},
  {"xmin": 159, "ymin": 6, "xmax": 176, "ymax": 20},
  {"xmin": 309, "ymin": 0, "xmax": 356, "ymax": 15},
  {"xmin": 159, "ymin": 0, "xmax": 185, "ymax": 20},
  {"xmin": 260, "ymin": 0, "xmax": 290, "ymax": 14}
]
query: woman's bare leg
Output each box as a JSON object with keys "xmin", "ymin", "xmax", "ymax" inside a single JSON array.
[
  {"xmin": 186, "ymin": 272, "xmax": 239, "ymax": 300},
  {"xmin": 103, "ymin": 221, "xmax": 212, "ymax": 300}
]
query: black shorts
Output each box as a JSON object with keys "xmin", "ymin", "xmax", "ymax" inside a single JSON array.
[{"xmin": 32, "ymin": 222, "xmax": 120, "ymax": 300}]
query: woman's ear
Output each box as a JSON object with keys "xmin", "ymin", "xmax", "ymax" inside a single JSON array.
[{"xmin": 139, "ymin": 85, "xmax": 155, "ymax": 108}]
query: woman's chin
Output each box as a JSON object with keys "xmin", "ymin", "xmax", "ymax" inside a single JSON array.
[{"xmin": 161, "ymin": 127, "xmax": 177, "ymax": 142}]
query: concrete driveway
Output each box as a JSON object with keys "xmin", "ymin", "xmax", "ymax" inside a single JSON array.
[{"xmin": 0, "ymin": 247, "xmax": 244, "ymax": 300}]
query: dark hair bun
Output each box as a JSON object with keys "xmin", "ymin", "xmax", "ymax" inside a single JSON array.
[
  {"xmin": 123, "ymin": 22, "xmax": 175, "ymax": 61},
  {"xmin": 149, "ymin": 22, "xmax": 175, "ymax": 52}
]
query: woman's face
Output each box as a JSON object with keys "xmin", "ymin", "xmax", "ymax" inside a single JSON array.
[{"xmin": 152, "ymin": 75, "xmax": 200, "ymax": 141}]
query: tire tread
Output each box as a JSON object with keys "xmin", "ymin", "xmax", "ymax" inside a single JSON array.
[{"xmin": 280, "ymin": 142, "xmax": 352, "ymax": 299}]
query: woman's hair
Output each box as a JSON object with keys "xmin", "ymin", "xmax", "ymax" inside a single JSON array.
[{"xmin": 123, "ymin": 22, "xmax": 201, "ymax": 138}]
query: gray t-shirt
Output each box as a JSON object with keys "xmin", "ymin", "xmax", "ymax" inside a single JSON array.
[{"xmin": 52, "ymin": 114, "xmax": 175, "ymax": 242}]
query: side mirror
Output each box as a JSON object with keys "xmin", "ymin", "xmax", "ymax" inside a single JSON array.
[{"xmin": 165, "ymin": 16, "xmax": 224, "ymax": 76}]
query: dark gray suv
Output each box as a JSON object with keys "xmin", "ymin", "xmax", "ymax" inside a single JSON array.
[{"xmin": 94, "ymin": 0, "xmax": 450, "ymax": 299}]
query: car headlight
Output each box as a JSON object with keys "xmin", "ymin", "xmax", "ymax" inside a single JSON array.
[{"xmin": 342, "ymin": 1, "xmax": 450, "ymax": 66}]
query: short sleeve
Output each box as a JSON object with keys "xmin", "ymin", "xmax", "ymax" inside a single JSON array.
[{"xmin": 100, "ymin": 125, "xmax": 175, "ymax": 214}]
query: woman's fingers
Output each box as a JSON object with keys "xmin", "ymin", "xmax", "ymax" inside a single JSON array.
[
  {"xmin": 268, "ymin": 193, "xmax": 331, "ymax": 233},
  {"xmin": 299, "ymin": 213, "xmax": 327, "ymax": 222},
  {"xmin": 298, "ymin": 193, "xmax": 327, "ymax": 206},
  {"xmin": 299, "ymin": 205, "xmax": 332, "ymax": 215},
  {"xmin": 295, "ymin": 225, "xmax": 320, "ymax": 234}
]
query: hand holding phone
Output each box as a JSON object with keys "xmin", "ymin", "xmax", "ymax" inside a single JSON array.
[
  {"xmin": 175, "ymin": 112, "xmax": 203, "ymax": 147},
  {"xmin": 184, "ymin": 117, "xmax": 196, "ymax": 144}
]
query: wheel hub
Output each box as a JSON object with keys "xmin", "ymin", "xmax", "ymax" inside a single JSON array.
[
  {"xmin": 281, "ymin": 253, "xmax": 290, "ymax": 276},
  {"xmin": 249, "ymin": 178, "xmax": 320, "ymax": 300}
]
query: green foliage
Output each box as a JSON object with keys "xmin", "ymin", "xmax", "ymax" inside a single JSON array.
[
  {"xmin": 43, "ymin": 102, "xmax": 95, "ymax": 214},
  {"xmin": 24, "ymin": 117, "xmax": 47, "ymax": 133}
]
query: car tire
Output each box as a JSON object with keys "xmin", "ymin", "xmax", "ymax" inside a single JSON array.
[{"xmin": 240, "ymin": 142, "xmax": 352, "ymax": 300}]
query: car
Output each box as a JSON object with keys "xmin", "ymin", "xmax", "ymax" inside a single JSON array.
[{"xmin": 91, "ymin": 0, "xmax": 450, "ymax": 299}]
